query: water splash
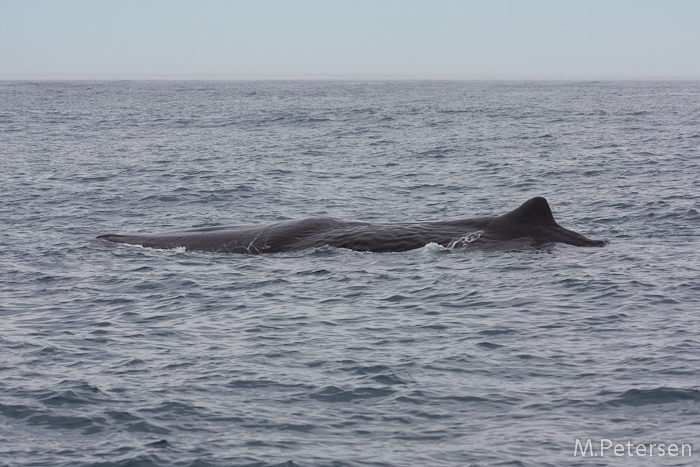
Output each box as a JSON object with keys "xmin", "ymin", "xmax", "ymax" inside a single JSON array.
[{"xmin": 447, "ymin": 230, "xmax": 484, "ymax": 249}]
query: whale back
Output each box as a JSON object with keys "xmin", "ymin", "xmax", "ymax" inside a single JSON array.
[{"xmin": 98, "ymin": 197, "xmax": 605, "ymax": 253}]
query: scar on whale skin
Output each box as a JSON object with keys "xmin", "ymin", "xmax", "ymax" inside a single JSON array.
[{"xmin": 98, "ymin": 197, "xmax": 606, "ymax": 254}]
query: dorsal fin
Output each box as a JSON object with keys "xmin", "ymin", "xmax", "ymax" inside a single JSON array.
[{"xmin": 502, "ymin": 197, "xmax": 556, "ymax": 225}]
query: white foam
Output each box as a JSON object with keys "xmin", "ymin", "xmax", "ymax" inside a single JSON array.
[
  {"xmin": 419, "ymin": 242, "xmax": 447, "ymax": 253},
  {"xmin": 417, "ymin": 231, "xmax": 484, "ymax": 254},
  {"xmin": 115, "ymin": 243, "xmax": 187, "ymax": 254},
  {"xmin": 447, "ymin": 230, "xmax": 484, "ymax": 249}
]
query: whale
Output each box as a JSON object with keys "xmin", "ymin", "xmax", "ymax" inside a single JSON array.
[{"xmin": 97, "ymin": 197, "xmax": 605, "ymax": 254}]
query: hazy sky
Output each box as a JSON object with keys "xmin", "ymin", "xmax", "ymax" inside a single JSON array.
[{"xmin": 1, "ymin": 0, "xmax": 699, "ymax": 79}]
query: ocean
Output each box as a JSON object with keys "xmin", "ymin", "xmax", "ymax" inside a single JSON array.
[{"xmin": 1, "ymin": 80, "xmax": 699, "ymax": 466}]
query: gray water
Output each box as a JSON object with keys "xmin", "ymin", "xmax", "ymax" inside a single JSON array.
[{"xmin": 1, "ymin": 80, "xmax": 699, "ymax": 466}]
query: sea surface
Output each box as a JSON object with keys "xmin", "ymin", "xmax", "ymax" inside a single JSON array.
[{"xmin": 1, "ymin": 80, "xmax": 699, "ymax": 466}]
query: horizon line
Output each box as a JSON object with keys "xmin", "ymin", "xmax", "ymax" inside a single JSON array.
[{"xmin": 2, "ymin": 73, "xmax": 700, "ymax": 82}]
